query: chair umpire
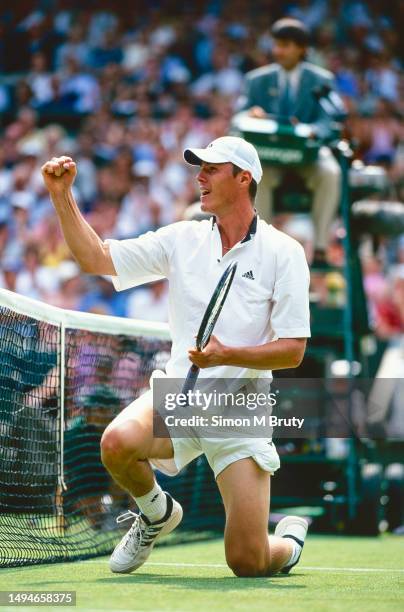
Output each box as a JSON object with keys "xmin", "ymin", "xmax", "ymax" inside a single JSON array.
[{"xmin": 242, "ymin": 18, "xmax": 345, "ymax": 267}]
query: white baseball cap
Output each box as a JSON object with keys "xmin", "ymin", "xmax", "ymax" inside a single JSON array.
[{"xmin": 184, "ymin": 136, "xmax": 263, "ymax": 184}]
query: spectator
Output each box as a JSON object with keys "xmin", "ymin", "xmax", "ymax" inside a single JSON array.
[
  {"xmin": 286, "ymin": 0, "xmax": 328, "ymax": 31},
  {"xmin": 191, "ymin": 44, "xmax": 244, "ymax": 99},
  {"xmin": 58, "ymin": 56, "xmax": 101, "ymax": 114},
  {"xmin": 55, "ymin": 24, "xmax": 91, "ymax": 70},
  {"xmin": 90, "ymin": 28, "xmax": 123, "ymax": 69},
  {"xmin": 114, "ymin": 160, "xmax": 172, "ymax": 238},
  {"xmin": 78, "ymin": 276, "xmax": 128, "ymax": 318},
  {"xmin": 15, "ymin": 242, "xmax": 57, "ymax": 301},
  {"xmin": 365, "ymin": 51, "xmax": 400, "ymax": 103},
  {"xmin": 47, "ymin": 260, "xmax": 85, "ymax": 310},
  {"xmin": 350, "ymin": 99, "xmax": 402, "ymax": 168},
  {"xmin": 27, "ymin": 52, "xmax": 54, "ymax": 108},
  {"xmin": 127, "ymin": 280, "xmax": 169, "ymax": 322}
]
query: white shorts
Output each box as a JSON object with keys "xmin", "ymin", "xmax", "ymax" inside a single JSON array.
[
  {"xmin": 117, "ymin": 371, "xmax": 280, "ymax": 480},
  {"xmin": 151, "ymin": 431, "xmax": 281, "ymax": 480}
]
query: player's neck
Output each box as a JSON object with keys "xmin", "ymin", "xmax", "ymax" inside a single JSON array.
[{"xmin": 216, "ymin": 206, "xmax": 255, "ymax": 251}]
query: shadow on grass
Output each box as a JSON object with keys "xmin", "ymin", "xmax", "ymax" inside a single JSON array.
[
  {"xmin": 30, "ymin": 573, "xmax": 305, "ymax": 591},
  {"xmin": 95, "ymin": 573, "xmax": 306, "ymax": 591}
]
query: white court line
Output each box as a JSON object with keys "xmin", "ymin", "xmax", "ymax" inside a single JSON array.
[
  {"xmin": 147, "ymin": 562, "xmax": 404, "ymax": 573},
  {"xmin": 301, "ymin": 566, "xmax": 404, "ymax": 573},
  {"xmin": 83, "ymin": 559, "xmax": 404, "ymax": 573}
]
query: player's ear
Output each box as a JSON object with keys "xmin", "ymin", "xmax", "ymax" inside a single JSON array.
[{"xmin": 239, "ymin": 170, "xmax": 252, "ymax": 188}]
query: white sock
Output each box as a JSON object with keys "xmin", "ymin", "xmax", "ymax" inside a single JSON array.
[
  {"xmin": 284, "ymin": 538, "xmax": 302, "ymax": 568},
  {"xmin": 134, "ymin": 482, "xmax": 167, "ymax": 522}
]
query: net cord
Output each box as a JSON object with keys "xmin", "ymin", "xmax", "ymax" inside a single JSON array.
[{"xmin": 0, "ymin": 289, "xmax": 170, "ymax": 339}]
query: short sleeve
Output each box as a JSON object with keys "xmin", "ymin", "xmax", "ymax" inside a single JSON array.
[
  {"xmin": 106, "ymin": 224, "xmax": 178, "ymax": 291},
  {"xmin": 270, "ymin": 241, "xmax": 311, "ymax": 338}
]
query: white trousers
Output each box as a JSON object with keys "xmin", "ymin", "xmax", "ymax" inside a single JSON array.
[{"xmin": 255, "ymin": 146, "xmax": 341, "ymax": 250}]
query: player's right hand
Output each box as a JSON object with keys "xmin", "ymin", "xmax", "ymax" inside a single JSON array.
[{"xmin": 41, "ymin": 156, "xmax": 77, "ymax": 193}]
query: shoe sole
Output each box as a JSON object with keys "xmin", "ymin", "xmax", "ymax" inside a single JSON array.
[
  {"xmin": 274, "ymin": 515, "xmax": 308, "ymax": 539},
  {"xmin": 110, "ymin": 501, "xmax": 183, "ymax": 574}
]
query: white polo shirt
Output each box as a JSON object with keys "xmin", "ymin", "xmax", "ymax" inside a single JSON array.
[{"xmin": 106, "ymin": 215, "xmax": 310, "ymax": 381}]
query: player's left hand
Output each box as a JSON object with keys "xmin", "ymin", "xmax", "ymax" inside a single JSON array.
[{"xmin": 188, "ymin": 335, "xmax": 227, "ymax": 368}]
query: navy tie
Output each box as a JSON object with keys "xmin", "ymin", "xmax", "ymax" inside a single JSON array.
[{"xmin": 279, "ymin": 75, "xmax": 292, "ymax": 118}]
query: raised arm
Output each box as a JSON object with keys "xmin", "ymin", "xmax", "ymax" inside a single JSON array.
[{"xmin": 41, "ymin": 156, "xmax": 116, "ymax": 275}]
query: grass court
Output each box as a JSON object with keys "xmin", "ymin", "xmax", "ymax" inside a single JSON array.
[{"xmin": 1, "ymin": 535, "xmax": 403, "ymax": 612}]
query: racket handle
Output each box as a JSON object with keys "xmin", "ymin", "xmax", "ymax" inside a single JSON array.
[{"xmin": 182, "ymin": 364, "xmax": 200, "ymax": 395}]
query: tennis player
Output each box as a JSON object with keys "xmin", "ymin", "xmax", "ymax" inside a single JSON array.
[{"xmin": 42, "ymin": 136, "xmax": 310, "ymax": 577}]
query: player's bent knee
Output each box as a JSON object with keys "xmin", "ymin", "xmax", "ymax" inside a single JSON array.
[
  {"xmin": 227, "ymin": 553, "xmax": 267, "ymax": 578},
  {"xmin": 100, "ymin": 425, "xmax": 144, "ymax": 469},
  {"xmin": 100, "ymin": 428, "xmax": 125, "ymax": 468},
  {"xmin": 226, "ymin": 545, "xmax": 268, "ymax": 578}
]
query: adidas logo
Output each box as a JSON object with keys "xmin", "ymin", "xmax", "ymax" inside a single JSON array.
[{"xmin": 242, "ymin": 270, "xmax": 255, "ymax": 280}]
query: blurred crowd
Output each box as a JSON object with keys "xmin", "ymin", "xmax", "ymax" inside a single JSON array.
[{"xmin": 0, "ymin": 0, "xmax": 403, "ymax": 337}]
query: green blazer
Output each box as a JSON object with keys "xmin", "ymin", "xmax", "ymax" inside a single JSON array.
[{"xmin": 243, "ymin": 61, "xmax": 343, "ymax": 139}]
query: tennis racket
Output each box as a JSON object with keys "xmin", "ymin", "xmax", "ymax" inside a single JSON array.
[{"xmin": 182, "ymin": 261, "xmax": 238, "ymax": 395}]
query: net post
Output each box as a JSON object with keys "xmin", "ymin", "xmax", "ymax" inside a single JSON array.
[
  {"xmin": 59, "ymin": 319, "xmax": 67, "ymax": 493},
  {"xmin": 55, "ymin": 319, "xmax": 67, "ymax": 535}
]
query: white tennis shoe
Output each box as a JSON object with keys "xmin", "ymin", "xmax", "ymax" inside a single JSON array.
[
  {"xmin": 109, "ymin": 493, "xmax": 183, "ymax": 574},
  {"xmin": 274, "ymin": 515, "xmax": 308, "ymax": 574}
]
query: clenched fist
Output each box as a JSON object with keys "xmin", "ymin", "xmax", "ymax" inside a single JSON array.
[{"xmin": 41, "ymin": 156, "xmax": 77, "ymax": 193}]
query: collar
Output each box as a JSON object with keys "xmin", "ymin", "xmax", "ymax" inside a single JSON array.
[{"xmin": 211, "ymin": 211, "xmax": 258, "ymax": 244}]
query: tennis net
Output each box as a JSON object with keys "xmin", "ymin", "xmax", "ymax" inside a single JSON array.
[{"xmin": 0, "ymin": 289, "xmax": 222, "ymax": 568}]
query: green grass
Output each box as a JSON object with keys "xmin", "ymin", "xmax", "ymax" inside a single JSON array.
[{"xmin": 0, "ymin": 535, "xmax": 403, "ymax": 612}]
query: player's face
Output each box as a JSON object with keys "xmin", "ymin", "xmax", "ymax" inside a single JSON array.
[
  {"xmin": 272, "ymin": 39, "xmax": 305, "ymax": 70},
  {"xmin": 197, "ymin": 162, "xmax": 239, "ymax": 213}
]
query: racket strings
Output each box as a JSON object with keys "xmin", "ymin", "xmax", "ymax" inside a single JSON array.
[{"xmin": 199, "ymin": 272, "xmax": 235, "ymax": 348}]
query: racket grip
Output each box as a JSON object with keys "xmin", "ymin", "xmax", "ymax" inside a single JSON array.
[{"xmin": 181, "ymin": 364, "xmax": 200, "ymax": 395}]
